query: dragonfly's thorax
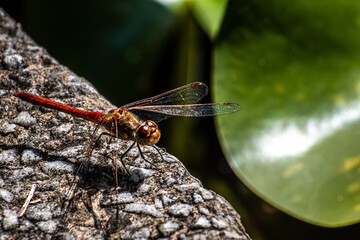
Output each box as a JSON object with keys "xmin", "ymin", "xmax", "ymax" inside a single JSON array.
[
  {"xmin": 103, "ymin": 109, "xmax": 139, "ymax": 141},
  {"xmin": 103, "ymin": 109, "xmax": 160, "ymax": 145}
]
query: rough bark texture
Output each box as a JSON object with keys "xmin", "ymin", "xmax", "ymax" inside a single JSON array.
[{"xmin": 0, "ymin": 9, "xmax": 251, "ymax": 240}]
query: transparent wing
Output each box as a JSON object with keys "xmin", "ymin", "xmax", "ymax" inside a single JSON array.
[
  {"xmin": 120, "ymin": 82, "xmax": 208, "ymax": 109},
  {"xmin": 128, "ymin": 103, "xmax": 241, "ymax": 122}
]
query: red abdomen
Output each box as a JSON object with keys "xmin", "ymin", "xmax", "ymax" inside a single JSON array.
[{"xmin": 14, "ymin": 92, "xmax": 104, "ymax": 124}]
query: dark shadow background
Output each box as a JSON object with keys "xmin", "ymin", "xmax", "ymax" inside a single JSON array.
[{"xmin": 2, "ymin": 1, "xmax": 360, "ymax": 239}]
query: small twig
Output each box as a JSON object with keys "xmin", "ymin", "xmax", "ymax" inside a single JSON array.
[
  {"xmin": 29, "ymin": 199, "xmax": 41, "ymax": 204},
  {"xmin": 18, "ymin": 184, "xmax": 36, "ymax": 217}
]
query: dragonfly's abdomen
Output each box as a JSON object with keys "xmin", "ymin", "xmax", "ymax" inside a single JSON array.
[{"xmin": 14, "ymin": 92, "xmax": 104, "ymax": 124}]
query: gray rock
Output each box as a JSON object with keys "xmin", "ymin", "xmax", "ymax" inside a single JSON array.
[
  {"xmin": 56, "ymin": 145, "xmax": 84, "ymax": 158},
  {"xmin": 199, "ymin": 188, "xmax": 213, "ymax": 200},
  {"xmin": 26, "ymin": 45, "xmax": 42, "ymax": 52},
  {"xmin": 17, "ymin": 132, "xmax": 30, "ymax": 145},
  {"xmin": 132, "ymin": 227, "xmax": 150, "ymax": 239},
  {"xmin": 37, "ymin": 220, "xmax": 58, "ymax": 233},
  {"xmin": 137, "ymin": 183, "xmax": 151, "ymax": 195},
  {"xmin": 193, "ymin": 234, "xmax": 207, "ymax": 240},
  {"xmin": 162, "ymin": 154, "xmax": 178, "ymax": 163},
  {"xmin": 25, "ymin": 204, "xmax": 58, "ymax": 221},
  {"xmin": 223, "ymin": 230, "xmax": 243, "ymax": 239},
  {"xmin": 168, "ymin": 204, "xmax": 193, "ymax": 217},
  {"xmin": 178, "ymin": 233, "xmax": 187, "ymax": 240},
  {"xmin": 0, "ymin": 123, "xmax": 16, "ymax": 134},
  {"xmin": 160, "ymin": 195, "xmax": 174, "ymax": 205},
  {"xmin": 101, "ymin": 192, "xmax": 134, "ymax": 206},
  {"xmin": 199, "ymin": 207, "xmax": 210, "ymax": 216},
  {"xmin": 158, "ymin": 221, "xmax": 180, "ymax": 237},
  {"xmin": 127, "ymin": 222, "xmax": 143, "ymax": 229},
  {"xmin": 54, "ymin": 123, "xmax": 73, "ymax": 135},
  {"xmin": 21, "ymin": 149, "xmax": 42, "ymax": 164},
  {"xmin": 130, "ymin": 167, "xmax": 155, "ymax": 182},
  {"xmin": 226, "ymin": 215, "xmax": 236, "ymax": 224},
  {"xmin": 54, "ymin": 232, "xmax": 76, "ymax": 240},
  {"xmin": 193, "ymin": 192, "xmax": 203, "ymax": 203},
  {"xmin": 192, "ymin": 216, "xmax": 211, "ymax": 229},
  {"xmin": 121, "ymin": 226, "xmax": 150, "ymax": 240},
  {"xmin": 3, "ymin": 209, "xmax": 18, "ymax": 230},
  {"xmin": 13, "ymin": 111, "xmax": 37, "ymax": 127},
  {"xmin": 3, "ymin": 54, "xmax": 23, "ymax": 69},
  {"xmin": 8, "ymin": 167, "xmax": 34, "ymax": 182},
  {"xmin": 123, "ymin": 203, "xmax": 163, "ymax": 217},
  {"xmin": 0, "ymin": 189, "xmax": 14, "ymax": 202},
  {"xmin": 67, "ymin": 75, "xmax": 98, "ymax": 95},
  {"xmin": 11, "ymin": 183, "xmax": 24, "ymax": 195},
  {"xmin": 18, "ymin": 219, "xmax": 33, "ymax": 231},
  {"xmin": 37, "ymin": 179, "xmax": 59, "ymax": 191},
  {"xmin": 0, "ymin": 149, "xmax": 18, "ymax": 164},
  {"xmin": 58, "ymin": 112, "xmax": 68, "ymax": 119},
  {"xmin": 121, "ymin": 230, "xmax": 132, "ymax": 239},
  {"xmin": 176, "ymin": 183, "xmax": 201, "ymax": 192},
  {"xmin": 211, "ymin": 217, "xmax": 228, "ymax": 229},
  {"xmin": 154, "ymin": 198, "xmax": 163, "ymax": 209},
  {"xmin": 41, "ymin": 161, "xmax": 75, "ymax": 174},
  {"xmin": 164, "ymin": 177, "xmax": 176, "ymax": 187}
]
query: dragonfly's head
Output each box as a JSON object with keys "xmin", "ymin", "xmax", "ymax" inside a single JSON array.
[{"xmin": 136, "ymin": 120, "xmax": 160, "ymax": 146}]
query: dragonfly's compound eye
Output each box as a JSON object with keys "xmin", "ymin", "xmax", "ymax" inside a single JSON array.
[
  {"xmin": 146, "ymin": 120, "xmax": 155, "ymax": 127},
  {"xmin": 138, "ymin": 125, "xmax": 150, "ymax": 139},
  {"xmin": 137, "ymin": 121, "xmax": 160, "ymax": 145}
]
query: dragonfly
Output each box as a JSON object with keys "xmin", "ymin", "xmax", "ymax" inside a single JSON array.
[{"xmin": 14, "ymin": 82, "xmax": 241, "ymax": 188}]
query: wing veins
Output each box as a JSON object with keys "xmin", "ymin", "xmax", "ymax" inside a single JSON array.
[
  {"xmin": 128, "ymin": 103, "xmax": 241, "ymax": 117},
  {"xmin": 120, "ymin": 82, "xmax": 208, "ymax": 109}
]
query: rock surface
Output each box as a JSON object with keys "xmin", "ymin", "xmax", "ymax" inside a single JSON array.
[{"xmin": 0, "ymin": 9, "xmax": 251, "ymax": 240}]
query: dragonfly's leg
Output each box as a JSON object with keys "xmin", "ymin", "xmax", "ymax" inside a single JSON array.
[
  {"xmin": 75, "ymin": 123, "xmax": 105, "ymax": 175},
  {"xmin": 100, "ymin": 154, "xmax": 121, "ymax": 186},
  {"xmin": 153, "ymin": 145, "xmax": 165, "ymax": 162},
  {"xmin": 96, "ymin": 132, "xmax": 113, "ymax": 143},
  {"xmin": 75, "ymin": 131, "xmax": 112, "ymax": 174},
  {"xmin": 89, "ymin": 120, "xmax": 119, "ymax": 188},
  {"xmin": 113, "ymin": 116, "xmax": 119, "ymax": 189},
  {"xmin": 120, "ymin": 141, "xmax": 136, "ymax": 175},
  {"xmin": 66, "ymin": 123, "xmax": 106, "ymax": 202},
  {"xmin": 136, "ymin": 143, "xmax": 157, "ymax": 167}
]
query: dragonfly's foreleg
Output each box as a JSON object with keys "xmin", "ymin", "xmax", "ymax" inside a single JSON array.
[
  {"xmin": 153, "ymin": 145, "xmax": 165, "ymax": 162},
  {"xmin": 120, "ymin": 141, "xmax": 136, "ymax": 175},
  {"xmin": 136, "ymin": 143, "xmax": 158, "ymax": 168}
]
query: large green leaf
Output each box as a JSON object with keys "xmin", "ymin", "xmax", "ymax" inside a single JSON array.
[{"xmin": 214, "ymin": 0, "xmax": 360, "ymax": 226}]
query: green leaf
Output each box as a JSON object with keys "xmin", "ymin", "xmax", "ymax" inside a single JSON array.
[
  {"xmin": 214, "ymin": 0, "xmax": 360, "ymax": 227},
  {"xmin": 188, "ymin": 0, "xmax": 229, "ymax": 38}
]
